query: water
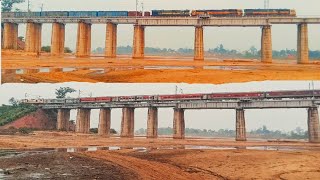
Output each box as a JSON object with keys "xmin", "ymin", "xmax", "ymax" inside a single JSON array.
[
  {"xmin": 0, "ymin": 145, "xmax": 309, "ymax": 158},
  {"xmin": 0, "ymin": 169, "xmax": 5, "ymax": 179},
  {"xmin": 16, "ymin": 69, "xmax": 23, "ymax": 74},
  {"xmin": 204, "ymin": 66, "xmax": 253, "ymax": 71},
  {"xmin": 62, "ymin": 67, "xmax": 76, "ymax": 72},
  {"xmin": 144, "ymin": 66, "xmax": 194, "ymax": 70},
  {"xmin": 39, "ymin": 68, "xmax": 50, "ymax": 73}
]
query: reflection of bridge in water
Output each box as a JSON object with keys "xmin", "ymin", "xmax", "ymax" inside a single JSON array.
[
  {"xmin": 2, "ymin": 16, "xmax": 320, "ymax": 63},
  {"xmin": 22, "ymin": 90, "xmax": 320, "ymax": 143}
]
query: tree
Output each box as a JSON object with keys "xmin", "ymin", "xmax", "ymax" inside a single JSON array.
[
  {"xmin": 18, "ymin": 36, "xmax": 25, "ymax": 42},
  {"xmin": 41, "ymin": 46, "xmax": 51, "ymax": 52},
  {"xmin": 8, "ymin": 97, "xmax": 19, "ymax": 106},
  {"xmin": 55, "ymin": 87, "xmax": 76, "ymax": 99},
  {"xmin": 64, "ymin": 47, "xmax": 72, "ymax": 53},
  {"xmin": 1, "ymin": 0, "xmax": 25, "ymax": 12}
]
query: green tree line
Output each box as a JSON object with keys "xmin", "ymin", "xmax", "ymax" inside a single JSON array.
[
  {"xmin": 135, "ymin": 125, "xmax": 308, "ymax": 139},
  {"xmin": 92, "ymin": 45, "xmax": 320, "ymax": 59}
]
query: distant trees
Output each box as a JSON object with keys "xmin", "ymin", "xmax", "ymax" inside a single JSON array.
[
  {"xmin": 41, "ymin": 46, "xmax": 51, "ymax": 52},
  {"xmin": 41, "ymin": 46, "xmax": 73, "ymax": 53},
  {"xmin": 64, "ymin": 47, "xmax": 72, "ymax": 53},
  {"xmin": 8, "ymin": 97, "xmax": 19, "ymax": 107},
  {"xmin": 92, "ymin": 44, "xmax": 320, "ymax": 59},
  {"xmin": 1, "ymin": 0, "xmax": 25, "ymax": 12},
  {"xmin": 55, "ymin": 87, "xmax": 76, "ymax": 99},
  {"xmin": 18, "ymin": 36, "xmax": 25, "ymax": 42},
  {"xmin": 134, "ymin": 126, "xmax": 308, "ymax": 139}
]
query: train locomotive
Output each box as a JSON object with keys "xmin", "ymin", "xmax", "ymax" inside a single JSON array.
[
  {"xmin": 20, "ymin": 90, "xmax": 320, "ymax": 105},
  {"xmin": 2, "ymin": 8, "xmax": 297, "ymax": 18}
]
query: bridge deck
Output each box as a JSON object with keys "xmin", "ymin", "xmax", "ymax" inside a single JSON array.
[
  {"xmin": 37, "ymin": 99, "xmax": 320, "ymax": 109},
  {"xmin": 2, "ymin": 17, "xmax": 320, "ymax": 26}
]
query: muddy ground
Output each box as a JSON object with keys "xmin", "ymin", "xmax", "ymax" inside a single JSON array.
[
  {"xmin": 0, "ymin": 152, "xmax": 138, "ymax": 180},
  {"xmin": 2, "ymin": 53, "xmax": 320, "ymax": 83},
  {"xmin": 0, "ymin": 132, "xmax": 320, "ymax": 179}
]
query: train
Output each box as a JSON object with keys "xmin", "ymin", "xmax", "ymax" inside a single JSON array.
[
  {"xmin": 20, "ymin": 90, "xmax": 320, "ymax": 105},
  {"xmin": 2, "ymin": 9, "xmax": 296, "ymax": 18}
]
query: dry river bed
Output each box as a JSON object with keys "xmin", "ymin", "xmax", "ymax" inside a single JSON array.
[
  {"xmin": 0, "ymin": 131, "xmax": 320, "ymax": 179},
  {"xmin": 2, "ymin": 53, "xmax": 320, "ymax": 84}
]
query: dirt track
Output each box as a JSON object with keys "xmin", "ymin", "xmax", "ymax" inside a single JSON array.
[
  {"xmin": 0, "ymin": 132, "xmax": 320, "ymax": 179},
  {"xmin": 2, "ymin": 52, "xmax": 320, "ymax": 83}
]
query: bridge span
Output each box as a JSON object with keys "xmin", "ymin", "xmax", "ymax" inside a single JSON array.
[
  {"xmin": 2, "ymin": 16, "xmax": 320, "ymax": 63},
  {"xmin": 24, "ymin": 95, "xmax": 320, "ymax": 143}
]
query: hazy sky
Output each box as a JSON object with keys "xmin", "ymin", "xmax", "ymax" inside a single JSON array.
[
  {"xmin": 13, "ymin": 0, "xmax": 320, "ymax": 51},
  {"xmin": 0, "ymin": 81, "xmax": 319, "ymax": 132}
]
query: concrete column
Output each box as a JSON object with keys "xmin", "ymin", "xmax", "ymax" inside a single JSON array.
[
  {"xmin": 194, "ymin": 26, "xmax": 204, "ymax": 61},
  {"xmin": 297, "ymin": 23, "xmax": 309, "ymax": 64},
  {"xmin": 105, "ymin": 23, "xmax": 117, "ymax": 58},
  {"xmin": 25, "ymin": 22, "xmax": 42, "ymax": 53},
  {"xmin": 147, "ymin": 107, "xmax": 158, "ymax": 138},
  {"xmin": 132, "ymin": 25, "xmax": 145, "ymax": 59},
  {"xmin": 120, "ymin": 107, "xmax": 135, "ymax": 138},
  {"xmin": 261, "ymin": 25, "xmax": 272, "ymax": 63},
  {"xmin": 236, "ymin": 109, "xmax": 246, "ymax": 141},
  {"xmin": 98, "ymin": 108, "xmax": 111, "ymax": 136},
  {"xmin": 3, "ymin": 23, "xmax": 18, "ymax": 49},
  {"xmin": 173, "ymin": 108, "xmax": 185, "ymax": 139},
  {"xmin": 51, "ymin": 22, "xmax": 65, "ymax": 56},
  {"xmin": 76, "ymin": 109, "xmax": 91, "ymax": 133},
  {"xmin": 76, "ymin": 22, "xmax": 91, "ymax": 57},
  {"xmin": 57, "ymin": 109, "xmax": 70, "ymax": 131},
  {"xmin": 308, "ymin": 107, "xmax": 320, "ymax": 143}
]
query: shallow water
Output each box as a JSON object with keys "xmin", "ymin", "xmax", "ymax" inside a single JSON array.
[{"xmin": 0, "ymin": 145, "xmax": 310, "ymax": 159}]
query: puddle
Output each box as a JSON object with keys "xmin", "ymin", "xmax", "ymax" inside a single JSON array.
[
  {"xmin": 185, "ymin": 145, "xmax": 237, "ymax": 150},
  {"xmin": 204, "ymin": 66, "xmax": 253, "ymax": 71},
  {"xmin": 39, "ymin": 68, "xmax": 50, "ymax": 73},
  {"xmin": 144, "ymin": 66, "xmax": 194, "ymax": 70},
  {"xmin": 16, "ymin": 69, "xmax": 23, "ymax": 74},
  {"xmin": 0, "ymin": 145, "xmax": 311, "ymax": 158},
  {"xmin": 0, "ymin": 169, "xmax": 5, "ymax": 179},
  {"xmin": 63, "ymin": 67, "xmax": 76, "ymax": 72}
]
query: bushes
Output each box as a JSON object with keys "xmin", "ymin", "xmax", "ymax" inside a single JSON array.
[{"xmin": 0, "ymin": 104, "xmax": 37, "ymax": 126}]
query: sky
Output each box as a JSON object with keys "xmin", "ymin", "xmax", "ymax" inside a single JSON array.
[
  {"xmin": 12, "ymin": 0, "xmax": 320, "ymax": 51},
  {"xmin": 0, "ymin": 81, "xmax": 319, "ymax": 132}
]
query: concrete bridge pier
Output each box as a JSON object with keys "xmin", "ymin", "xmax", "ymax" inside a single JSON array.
[
  {"xmin": 132, "ymin": 25, "xmax": 145, "ymax": 59},
  {"xmin": 25, "ymin": 22, "xmax": 42, "ymax": 53},
  {"xmin": 308, "ymin": 107, "xmax": 320, "ymax": 143},
  {"xmin": 98, "ymin": 108, "xmax": 111, "ymax": 136},
  {"xmin": 51, "ymin": 22, "xmax": 65, "ymax": 56},
  {"xmin": 57, "ymin": 109, "xmax": 70, "ymax": 131},
  {"xmin": 3, "ymin": 22, "xmax": 18, "ymax": 49},
  {"xmin": 76, "ymin": 22, "xmax": 91, "ymax": 57},
  {"xmin": 261, "ymin": 25, "xmax": 272, "ymax": 63},
  {"xmin": 236, "ymin": 109, "xmax": 246, "ymax": 141},
  {"xmin": 297, "ymin": 23, "xmax": 309, "ymax": 64},
  {"xmin": 194, "ymin": 26, "xmax": 204, "ymax": 61},
  {"xmin": 173, "ymin": 108, "xmax": 185, "ymax": 139},
  {"xmin": 121, "ymin": 107, "xmax": 135, "ymax": 138},
  {"xmin": 105, "ymin": 23, "xmax": 117, "ymax": 58},
  {"xmin": 147, "ymin": 107, "xmax": 158, "ymax": 138},
  {"xmin": 76, "ymin": 108, "xmax": 91, "ymax": 133}
]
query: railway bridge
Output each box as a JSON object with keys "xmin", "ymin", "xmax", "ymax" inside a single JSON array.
[
  {"xmin": 2, "ymin": 16, "xmax": 320, "ymax": 63},
  {"xmin": 24, "ymin": 96, "xmax": 320, "ymax": 143}
]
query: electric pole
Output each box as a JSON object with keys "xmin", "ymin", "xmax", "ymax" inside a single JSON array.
[
  {"xmin": 27, "ymin": 0, "xmax": 30, "ymax": 12},
  {"xmin": 264, "ymin": 0, "xmax": 270, "ymax": 9},
  {"xmin": 141, "ymin": 2, "xmax": 144, "ymax": 14},
  {"xmin": 40, "ymin": 3, "xmax": 44, "ymax": 12},
  {"xmin": 136, "ymin": 0, "xmax": 138, "ymax": 18}
]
